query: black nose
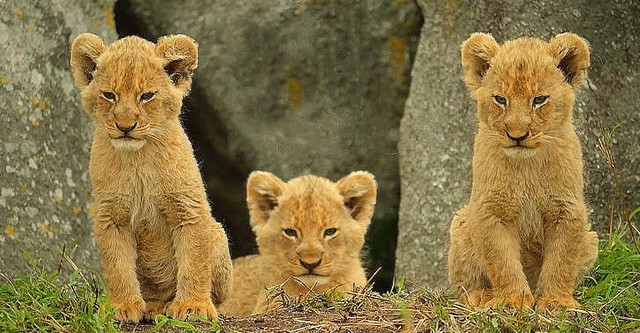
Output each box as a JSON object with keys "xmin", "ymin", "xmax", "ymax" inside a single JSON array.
[
  {"xmin": 116, "ymin": 122, "xmax": 137, "ymax": 134},
  {"xmin": 300, "ymin": 259, "xmax": 322, "ymax": 272},
  {"xmin": 506, "ymin": 131, "xmax": 529, "ymax": 144}
]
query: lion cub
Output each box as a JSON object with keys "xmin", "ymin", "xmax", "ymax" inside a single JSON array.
[
  {"xmin": 448, "ymin": 33, "xmax": 598, "ymax": 310},
  {"xmin": 218, "ymin": 171, "xmax": 377, "ymax": 317},
  {"xmin": 70, "ymin": 34, "xmax": 232, "ymax": 322}
]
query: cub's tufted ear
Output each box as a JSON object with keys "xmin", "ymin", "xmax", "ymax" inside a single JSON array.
[
  {"xmin": 548, "ymin": 33, "xmax": 590, "ymax": 89},
  {"xmin": 336, "ymin": 171, "xmax": 377, "ymax": 228},
  {"xmin": 156, "ymin": 34, "xmax": 198, "ymax": 95},
  {"xmin": 70, "ymin": 33, "xmax": 106, "ymax": 91},
  {"xmin": 460, "ymin": 33, "xmax": 499, "ymax": 92},
  {"xmin": 246, "ymin": 171, "xmax": 286, "ymax": 232}
]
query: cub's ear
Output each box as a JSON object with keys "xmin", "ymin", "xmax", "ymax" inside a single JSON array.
[
  {"xmin": 336, "ymin": 171, "xmax": 377, "ymax": 228},
  {"xmin": 156, "ymin": 34, "xmax": 198, "ymax": 95},
  {"xmin": 548, "ymin": 33, "xmax": 590, "ymax": 89},
  {"xmin": 460, "ymin": 33, "xmax": 499, "ymax": 92},
  {"xmin": 70, "ymin": 33, "xmax": 106, "ymax": 91},
  {"xmin": 246, "ymin": 171, "xmax": 286, "ymax": 232}
]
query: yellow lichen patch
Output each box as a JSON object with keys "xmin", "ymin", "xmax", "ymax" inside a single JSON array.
[
  {"xmin": 21, "ymin": 184, "xmax": 29, "ymax": 193},
  {"xmin": 40, "ymin": 224, "xmax": 56, "ymax": 235},
  {"xmin": 72, "ymin": 206, "xmax": 82, "ymax": 216},
  {"xmin": 102, "ymin": 2, "xmax": 116, "ymax": 29},
  {"xmin": 388, "ymin": 35, "xmax": 408, "ymax": 85},
  {"xmin": 36, "ymin": 154, "xmax": 44, "ymax": 166},
  {"xmin": 285, "ymin": 76, "xmax": 303, "ymax": 108},
  {"xmin": 5, "ymin": 225, "xmax": 15, "ymax": 238},
  {"xmin": 31, "ymin": 96, "xmax": 52, "ymax": 111},
  {"xmin": 53, "ymin": 196, "xmax": 63, "ymax": 205},
  {"xmin": 15, "ymin": 9, "xmax": 24, "ymax": 21},
  {"xmin": 31, "ymin": 119, "xmax": 40, "ymax": 128},
  {"xmin": 87, "ymin": 204, "xmax": 97, "ymax": 218},
  {"xmin": 0, "ymin": 76, "xmax": 9, "ymax": 85}
]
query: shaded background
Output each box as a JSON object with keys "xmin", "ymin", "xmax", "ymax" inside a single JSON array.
[{"xmin": 1, "ymin": 0, "xmax": 638, "ymax": 292}]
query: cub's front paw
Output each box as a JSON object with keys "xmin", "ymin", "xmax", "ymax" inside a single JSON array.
[
  {"xmin": 536, "ymin": 295, "xmax": 580, "ymax": 310},
  {"xmin": 112, "ymin": 298, "xmax": 146, "ymax": 323},
  {"xmin": 485, "ymin": 293, "xmax": 534, "ymax": 310},
  {"xmin": 166, "ymin": 299, "xmax": 217, "ymax": 321},
  {"xmin": 462, "ymin": 289, "xmax": 492, "ymax": 308},
  {"xmin": 143, "ymin": 301, "xmax": 166, "ymax": 322}
]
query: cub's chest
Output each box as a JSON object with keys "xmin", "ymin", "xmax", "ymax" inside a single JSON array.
[
  {"xmin": 95, "ymin": 167, "xmax": 166, "ymax": 229},
  {"xmin": 516, "ymin": 200, "xmax": 545, "ymax": 245}
]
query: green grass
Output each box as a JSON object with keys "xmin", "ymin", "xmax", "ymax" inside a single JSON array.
[
  {"xmin": 1, "ymin": 234, "xmax": 639, "ymax": 332},
  {"xmin": 0, "ymin": 251, "xmax": 117, "ymax": 333},
  {"xmin": 578, "ymin": 233, "xmax": 640, "ymax": 326}
]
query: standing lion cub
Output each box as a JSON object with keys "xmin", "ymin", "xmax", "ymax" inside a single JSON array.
[
  {"xmin": 218, "ymin": 171, "xmax": 377, "ymax": 317},
  {"xmin": 70, "ymin": 34, "xmax": 232, "ymax": 322},
  {"xmin": 448, "ymin": 33, "xmax": 598, "ymax": 310}
]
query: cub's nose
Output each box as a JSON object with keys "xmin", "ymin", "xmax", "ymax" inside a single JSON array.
[
  {"xmin": 116, "ymin": 122, "xmax": 137, "ymax": 134},
  {"xmin": 506, "ymin": 130, "xmax": 529, "ymax": 144},
  {"xmin": 299, "ymin": 259, "xmax": 322, "ymax": 272}
]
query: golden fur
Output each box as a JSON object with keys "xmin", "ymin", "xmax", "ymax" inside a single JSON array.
[
  {"xmin": 70, "ymin": 34, "xmax": 232, "ymax": 322},
  {"xmin": 218, "ymin": 171, "xmax": 377, "ymax": 317},
  {"xmin": 448, "ymin": 33, "xmax": 598, "ymax": 310}
]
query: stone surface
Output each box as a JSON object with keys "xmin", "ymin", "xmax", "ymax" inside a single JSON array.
[
  {"xmin": 114, "ymin": 0, "xmax": 422, "ymax": 289},
  {"xmin": 0, "ymin": 1, "xmax": 117, "ymax": 275},
  {"xmin": 396, "ymin": 0, "xmax": 640, "ymax": 288}
]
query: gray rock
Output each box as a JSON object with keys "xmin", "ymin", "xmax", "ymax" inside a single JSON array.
[
  {"xmin": 114, "ymin": 0, "xmax": 422, "ymax": 288},
  {"xmin": 396, "ymin": 0, "xmax": 640, "ymax": 288},
  {"xmin": 0, "ymin": 1, "xmax": 117, "ymax": 275}
]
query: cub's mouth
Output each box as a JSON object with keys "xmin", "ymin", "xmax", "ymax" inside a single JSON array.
[
  {"xmin": 114, "ymin": 135, "xmax": 138, "ymax": 140},
  {"xmin": 501, "ymin": 131, "xmax": 542, "ymax": 157}
]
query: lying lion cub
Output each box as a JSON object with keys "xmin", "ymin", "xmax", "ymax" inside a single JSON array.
[
  {"xmin": 70, "ymin": 34, "xmax": 232, "ymax": 322},
  {"xmin": 448, "ymin": 33, "xmax": 599, "ymax": 310},
  {"xmin": 218, "ymin": 171, "xmax": 377, "ymax": 317}
]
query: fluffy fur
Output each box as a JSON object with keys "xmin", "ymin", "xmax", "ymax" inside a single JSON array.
[
  {"xmin": 218, "ymin": 171, "xmax": 377, "ymax": 317},
  {"xmin": 70, "ymin": 33, "xmax": 232, "ymax": 322},
  {"xmin": 448, "ymin": 33, "xmax": 599, "ymax": 310}
]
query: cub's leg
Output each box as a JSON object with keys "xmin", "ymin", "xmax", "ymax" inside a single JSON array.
[
  {"xmin": 162, "ymin": 196, "xmax": 221, "ymax": 321},
  {"xmin": 93, "ymin": 201, "xmax": 145, "ymax": 323},
  {"xmin": 209, "ymin": 222, "xmax": 233, "ymax": 305},
  {"xmin": 471, "ymin": 211, "xmax": 534, "ymax": 309},
  {"xmin": 580, "ymin": 231, "xmax": 599, "ymax": 275},
  {"xmin": 536, "ymin": 203, "xmax": 598, "ymax": 309},
  {"xmin": 448, "ymin": 208, "xmax": 492, "ymax": 307}
]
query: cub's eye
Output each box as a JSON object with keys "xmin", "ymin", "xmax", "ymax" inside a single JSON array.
[
  {"xmin": 532, "ymin": 95, "xmax": 549, "ymax": 107},
  {"xmin": 101, "ymin": 91, "xmax": 116, "ymax": 102},
  {"xmin": 323, "ymin": 228, "xmax": 338, "ymax": 238},
  {"xmin": 140, "ymin": 91, "xmax": 156, "ymax": 103},
  {"xmin": 283, "ymin": 228, "xmax": 297, "ymax": 238},
  {"xmin": 492, "ymin": 95, "xmax": 507, "ymax": 106}
]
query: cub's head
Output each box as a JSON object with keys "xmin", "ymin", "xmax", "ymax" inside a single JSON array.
[
  {"xmin": 70, "ymin": 33, "xmax": 198, "ymax": 150},
  {"xmin": 246, "ymin": 171, "xmax": 377, "ymax": 287},
  {"xmin": 461, "ymin": 33, "xmax": 590, "ymax": 158}
]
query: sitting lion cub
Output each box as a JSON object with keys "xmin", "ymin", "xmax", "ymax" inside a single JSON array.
[
  {"xmin": 448, "ymin": 33, "xmax": 599, "ymax": 310},
  {"xmin": 218, "ymin": 171, "xmax": 377, "ymax": 317},
  {"xmin": 70, "ymin": 34, "xmax": 232, "ymax": 322}
]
